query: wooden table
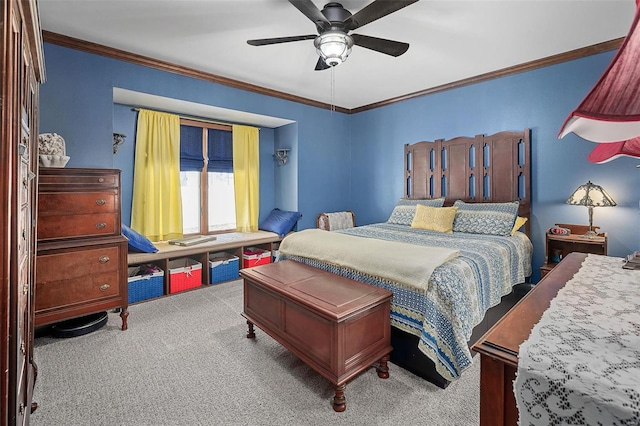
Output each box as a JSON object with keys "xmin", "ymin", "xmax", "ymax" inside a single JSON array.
[
  {"xmin": 472, "ymin": 252, "xmax": 587, "ymax": 426},
  {"xmin": 240, "ymin": 260, "xmax": 393, "ymax": 412}
]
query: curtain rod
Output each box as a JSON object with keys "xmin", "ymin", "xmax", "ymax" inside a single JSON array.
[{"xmin": 130, "ymin": 107, "xmax": 257, "ymax": 129}]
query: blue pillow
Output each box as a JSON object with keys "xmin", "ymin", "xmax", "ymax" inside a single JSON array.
[
  {"xmin": 122, "ymin": 224, "xmax": 158, "ymax": 253},
  {"xmin": 387, "ymin": 198, "xmax": 445, "ymax": 225},
  {"xmin": 452, "ymin": 200, "xmax": 519, "ymax": 236},
  {"xmin": 259, "ymin": 209, "xmax": 302, "ymax": 237}
]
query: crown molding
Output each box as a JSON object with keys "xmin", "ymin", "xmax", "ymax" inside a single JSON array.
[
  {"xmin": 351, "ymin": 38, "xmax": 623, "ymax": 114},
  {"xmin": 42, "ymin": 30, "xmax": 350, "ymax": 114},
  {"xmin": 43, "ymin": 31, "xmax": 622, "ymax": 115}
]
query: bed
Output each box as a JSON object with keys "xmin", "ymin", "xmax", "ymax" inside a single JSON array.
[{"xmin": 279, "ymin": 129, "xmax": 533, "ymax": 387}]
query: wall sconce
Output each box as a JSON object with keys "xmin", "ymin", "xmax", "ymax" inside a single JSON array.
[
  {"xmin": 274, "ymin": 148, "xmax": 290, "ymax": 166},
  {"xmin": 113, "ymin": 133, "xmax": 127, "ymax": 154}
]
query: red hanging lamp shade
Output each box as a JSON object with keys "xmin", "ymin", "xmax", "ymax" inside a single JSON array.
[
  {"xmin": 558, "ymin": 0, "xmax": 640, "ymax": 144},
  {"xmin": 587, "ymin": 137, "xmax": 640, "ymax": 163}
]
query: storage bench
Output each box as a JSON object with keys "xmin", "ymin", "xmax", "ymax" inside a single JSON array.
[
  {"xmin": 241, "ymin": 260, "xmax": 392, "ymax": 412},
  {"xmin": 127, "ymin": 231, "xmax": 282, "ymax": 300}
]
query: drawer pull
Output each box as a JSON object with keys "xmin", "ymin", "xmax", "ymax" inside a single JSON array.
[
  {"xmin": 99, "ymin": 256, "xmax": 110, "ymax": 263},
  {"xmin": 95, "ymin": 198, "xmax": 106, "ymax": 205},
  {"xmin": 98, "ymin": 177, "xmax": 105, "ymax": 183},
  {"xmin": 22, "ymin": 283, "xmax": 29, "ymax": 295},
  {"xmin": 99, "ymin": 284, "xmax": 110, "ymax": 291},
  {"xmin": 96, "ymin": 222, "xmax": 107, "ymax": 229}
]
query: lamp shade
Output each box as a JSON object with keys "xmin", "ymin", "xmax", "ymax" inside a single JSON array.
[
  {"xmin": 558, "ymin": 0, "xmax": 640, "ymax": 143},
  {"xmin": 566, "ymin": 181, "xmax": 617, "ymax": 207},
  {"xmin": 587, "ymin": 136, "xmax": 640, "ymax": 163}
]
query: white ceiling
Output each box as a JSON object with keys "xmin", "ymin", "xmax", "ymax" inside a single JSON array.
[{"xmin": 39, "ymin": 0, "xmax": 636, "ymax": 110}]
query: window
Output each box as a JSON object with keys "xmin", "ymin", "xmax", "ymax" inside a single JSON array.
[{"xmin": 179, "ymin": 119, "xmax": 235, "ymax": 235}]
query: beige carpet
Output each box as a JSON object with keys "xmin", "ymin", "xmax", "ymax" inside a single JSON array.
[{"xmin": 31, "ymin": 279, "xmax": 480, "ymax": 426}]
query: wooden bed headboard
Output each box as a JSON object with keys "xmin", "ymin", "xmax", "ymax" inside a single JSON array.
[{"xmin": 404, "ymin": 129, "xmax": 531, "ymax": 235}]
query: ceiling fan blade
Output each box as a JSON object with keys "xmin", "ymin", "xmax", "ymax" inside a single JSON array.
[
  {"xmin": 314, "ymin": 57, "xmax": 331, "ymax": 71},
  {"xmin": 346, "ymin": 0, "xmax": 419, "ymax": 31},
  {"xmin": 247, "ymin": 34, "xmax": 316, "ymax": 46},
  {"xmin": 352, "ymin": 34, "xmax": 409, "ymax": 57},
  {"xmin": 289, "ymin": 0, "xmax": 330, "ymax": 30}
]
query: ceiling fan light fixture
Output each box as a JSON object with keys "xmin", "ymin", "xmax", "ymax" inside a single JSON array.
[{"xmin": 314, "ymin": 31, "xmax": 354, "ymax": 67}]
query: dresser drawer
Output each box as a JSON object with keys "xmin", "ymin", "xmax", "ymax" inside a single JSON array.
[
  {"xmin": 38, "ymin": 192, "xmax": 117, "ymax": 216},
  {"xmin": 38, "ymin": 212, "xmax": 118, "ymax": 240},
  {"xmin": 35, "ymin": 270, "xmax": 121, "ymax": 311},
  {"xmin": 36, "ymin": 246, "xmax": 121, "ymax": 281},
  {"xmin": 38, "ymin": 169, "xmax": 118, "ymax": 189}
]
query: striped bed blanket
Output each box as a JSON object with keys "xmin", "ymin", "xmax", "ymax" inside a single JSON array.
[{"xmin": 278, "ymin": 222, "xmax": 533, "ymax": 381}]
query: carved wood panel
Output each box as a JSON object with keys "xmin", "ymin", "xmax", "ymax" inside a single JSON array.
[{"xmin": 404, "ymin": 129, "xmax": 531, "ymax": 231}]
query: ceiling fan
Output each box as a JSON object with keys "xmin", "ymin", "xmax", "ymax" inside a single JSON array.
[{"xmin": 247, "ymin": 0, "xmax": 419, "ymax": 70}]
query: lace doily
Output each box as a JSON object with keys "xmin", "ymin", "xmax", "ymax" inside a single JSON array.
[{"xmin": 514, "ymin": 254, "xmax": 640, "ymax": 425}]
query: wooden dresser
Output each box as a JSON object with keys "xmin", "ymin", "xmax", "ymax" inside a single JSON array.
[
  {"xmin": 1, "ymin": 1, "xmax": 45, "ymax": 423},
  {"xmin": 472, "ymin": 252, "xmax": 587, "ymax": 426},
  {"xmin": 35, "ymin": 168, "xmax": 129, "ymax": 330}
]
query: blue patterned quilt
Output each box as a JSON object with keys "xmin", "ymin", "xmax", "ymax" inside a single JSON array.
[{"xmin": 278, "ymin": 223, "xmax": 533, "ymax": 381}]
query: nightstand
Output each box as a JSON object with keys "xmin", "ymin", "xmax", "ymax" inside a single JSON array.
[{"xmin": 540, "ymin": 223, "xmax": 607, "ymax": 279}]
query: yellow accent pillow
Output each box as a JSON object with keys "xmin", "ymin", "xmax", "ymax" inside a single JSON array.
[
  {"xmin": 510, "ymin": 216, "xmax": 528, "ymax": 236},
  {"xmin": 411, "ymin": 205, "xmax": 458, "ymax": 233}
]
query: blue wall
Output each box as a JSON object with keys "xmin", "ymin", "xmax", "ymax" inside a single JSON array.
[
  {"xmin": 40, "ymin": 43, "xmax": 352, "ymax": 229},
  {"xmin": 350, "ymin": 51, "xmax": 640, "ymax": 281},
  {"xmin": 40, "ymin": 43, "xmax": 639, "ymax": 283},
  {"xmin": 274, "ymin": 123, "xmax": 299, "ymax": 212}
]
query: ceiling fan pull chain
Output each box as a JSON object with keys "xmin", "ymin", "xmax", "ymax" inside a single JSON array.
[{"xmin": 331, "ymin": 66, "xmax": 336, "ymax": 113}]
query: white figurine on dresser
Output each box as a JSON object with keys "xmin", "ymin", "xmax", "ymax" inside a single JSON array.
[{"xmin": 38, "ymin": 132, "xmax": 70, "ymax": 167}]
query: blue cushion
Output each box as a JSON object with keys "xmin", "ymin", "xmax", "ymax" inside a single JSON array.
[
  {"xmin": 122, "ymin": 224, "xmax": 158, "ymax": 253},
  {"xmin": 452, "ymin": 200, "xmax": 519, "ymax": 236},
  {"xmin": 387, "ymin": 198, "xmax": 445, "ymax": 225},
  {"xmin": 259, "ymin": 208, "xmax": 302, "ymax": 237}
]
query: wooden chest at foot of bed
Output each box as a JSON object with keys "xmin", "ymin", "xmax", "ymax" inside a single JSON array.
[{"xmin": 241, "ymin": 260, "xmax": 393, "ymax": 411}]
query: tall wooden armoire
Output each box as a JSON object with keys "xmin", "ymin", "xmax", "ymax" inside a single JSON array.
[{"xmin": 1, "ymin": 1, "xmax": 45, "ymax": 425}]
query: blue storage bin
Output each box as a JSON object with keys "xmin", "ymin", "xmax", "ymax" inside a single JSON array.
[
  {"xmin": 209, "ymin": 253, "xmax": 239, "ymax": 284},
  {"xmin": 128, "ymin": 264, "xmax": 164, "ymax": 303}
]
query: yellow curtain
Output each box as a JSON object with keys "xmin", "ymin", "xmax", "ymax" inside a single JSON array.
[
  {"xmin": 233, "ymin": 125, "xmax": 260, "ymax": 232},
  {"xmin": 131, "ymin": 109, "xmax": 183, "ymax": 241}
]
